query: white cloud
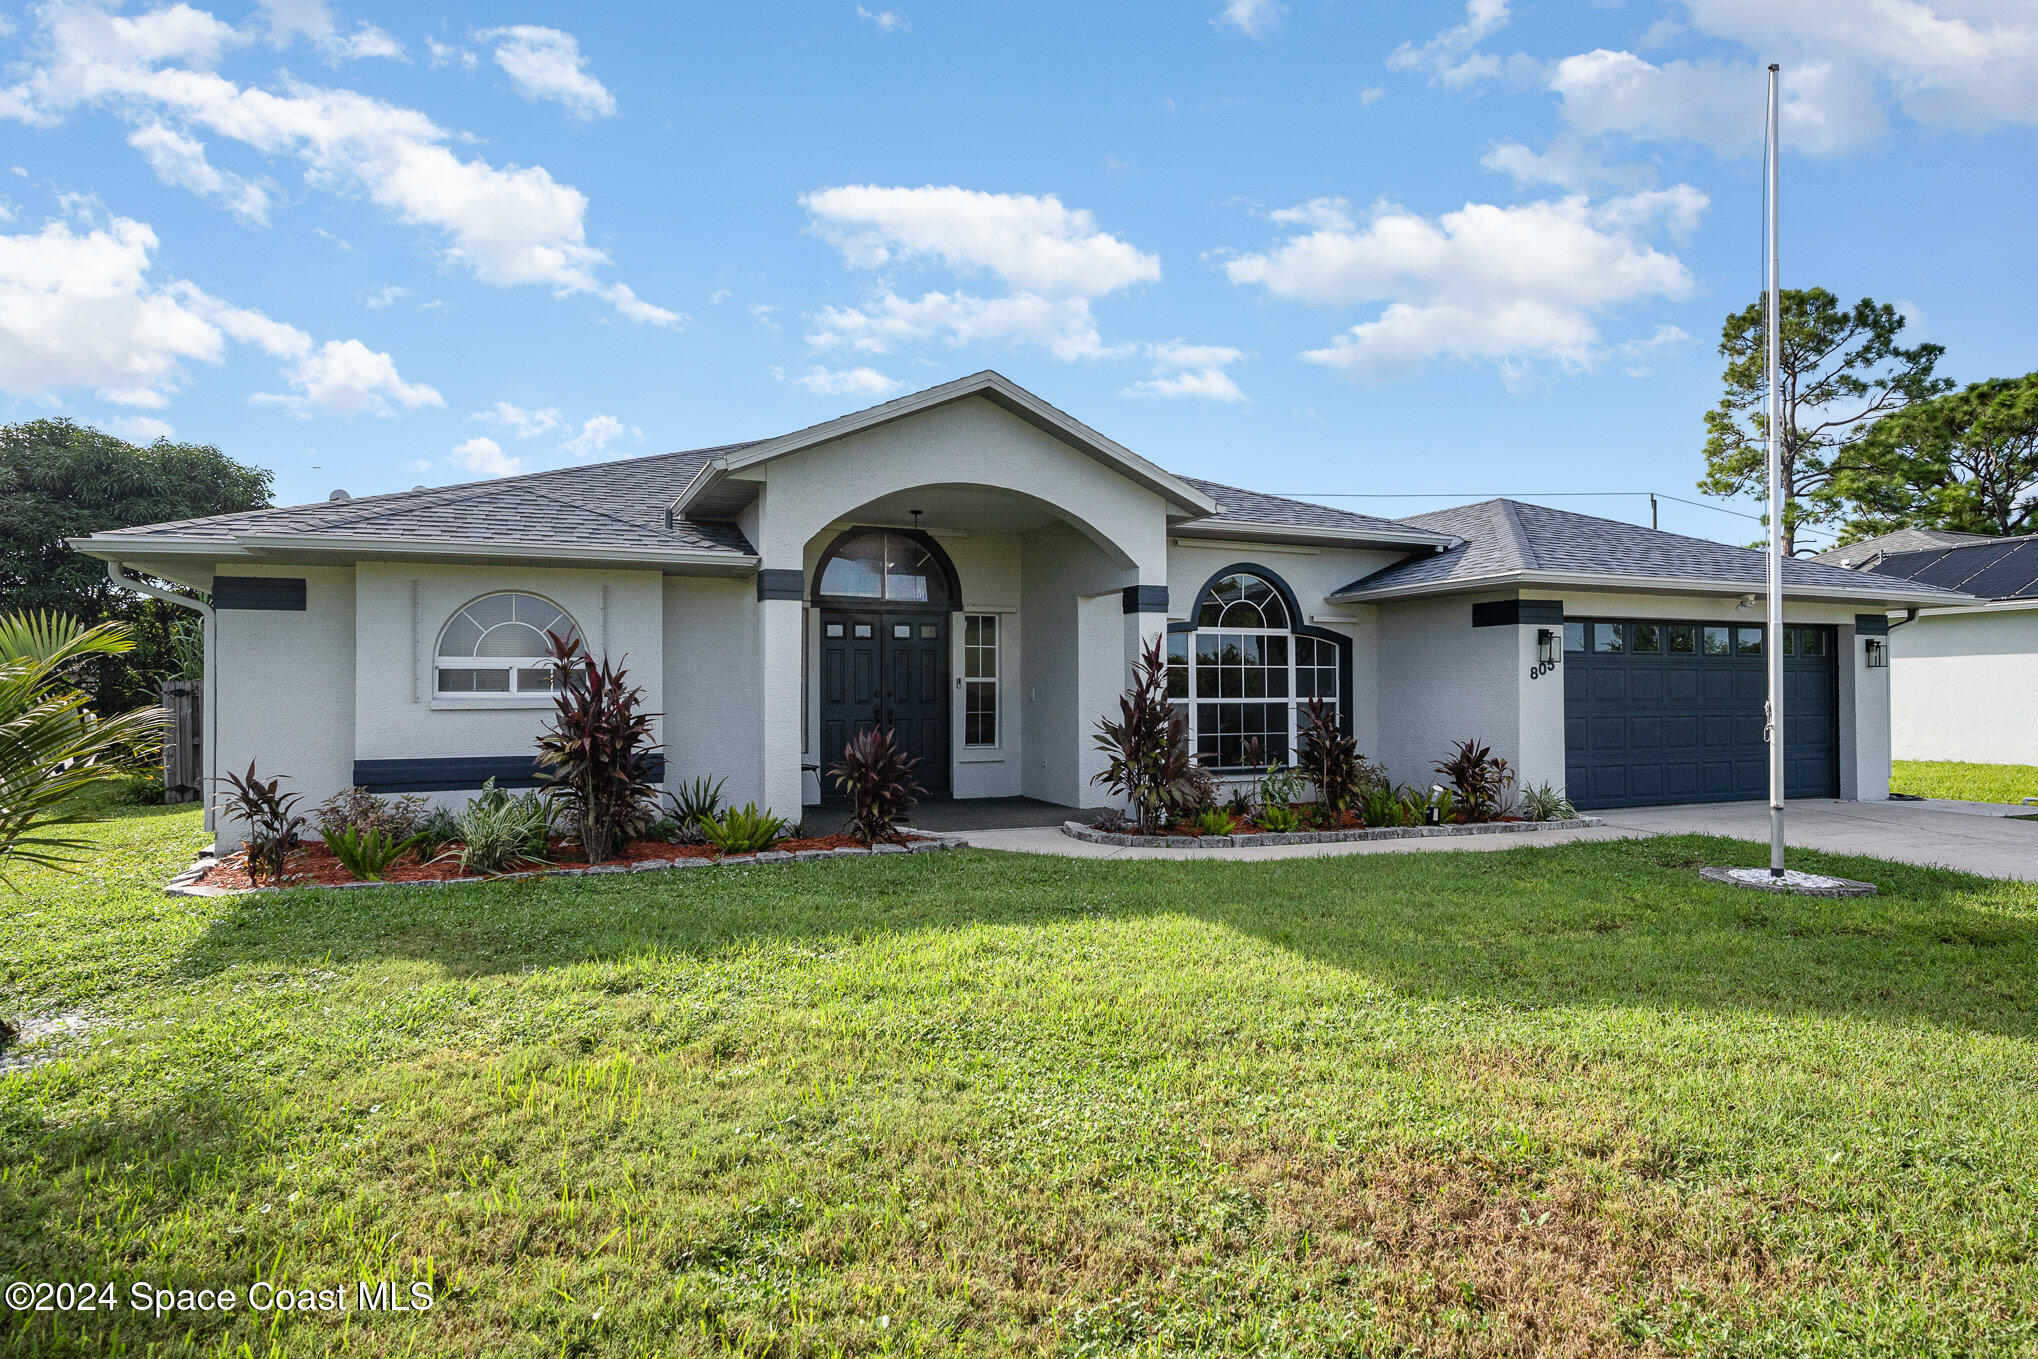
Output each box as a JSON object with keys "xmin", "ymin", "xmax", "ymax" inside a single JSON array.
[
  {"xmin": 365, "ymin": 284, "xmax": 408, "ymax": 309},
  {"xmin": 252, "ymin": 0, "xmax": 402, "ymax": 63},
  {"xmin": 748, "ymin": 301, "xmax": 779, "ymax": 330},
  {"xmin": 106, "ymin": 413, "xmax": 174, "ymax": 442},
  {"xmin": 1387, "ymin": 0, "xmax": 1512, "ymax": 86},
  {"xmin": 449, "ymin": 434, "xmax": 520, "ymax": 477},
  {"xmin": 559, "ymin": 413, "xmax": 641, "ymax": 459},
  {"xmin": 1358, "ymin": 86, "xmax": 1386, "ymax": 106},
  {"xmin": 776, "ymin": 364, "xmax": 904, "ymax": 398},
  {"xmin": 126, "ymin": 118, "xmax": 270, "ymax": 222},
  {"xmin": 0, "ymin": 211, "xmax": 437, "ymax": 413},
  {"xmin": 471, "ymin": 399, "xmax": 561, "ymax": 438},
  {"xmin": 1122, "ymin": 340, "xmax": 1248, "ymax": 402},
  {"xmin": 856, "ymin": 6, "xmax": 909, "ymax": 33},
  {"xmin": 477, "ymin": 25, "xmax": 616, "ymax": 120},
  {"xmin": 251, "ymin": 337, "xmax": 443, "ymax": 417},
  {"xmin": 1479, "ymin": 137, "xmax": 1636, "ymax": 192},
  {"xmin": 801, "ymin": 184, "xmax": 1159, "ymax": 362},
  {"xmin": 1618, "ymin": 322, "xmax": 1690, "ymax": 376},
  {"xmin": 322, "ymin": 23, "xmax": 403, "ymax": 63},
  {"xmin": 1224, "ymin": 191, "xmax": 1700, "ymax": 383},
  {"xmin": 427, "ymin": 38, "xmax": 477, "ymax": 71},
  {"xmin": 2, "ymin": 2, "xmax": 670, "ymax": 325},
  {"xmin": 1216, "ymin": 0, "xmax": 1283, "ymax": 38}
]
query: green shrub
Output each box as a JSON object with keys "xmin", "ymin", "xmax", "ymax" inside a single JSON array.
[
  {"xmin": 455, "ymin": 779, "xmax": 552, "ymax": 875},
  {"xmin": 410, "ymin": 805, "xmax": 461, "ymax": 860},
  {"xmin": 1194, "ymin": 808, "xmax": 1236, "ymax": 836},
  {"xmin": 311, "ymin": 786, "xmax": 426, "ymax": 842},
  {"xmin": 1257, "ymin": 803, "xmax": 1303, "ymax": 833},
  {"xmin": 699, "ymin": 803, "xmax": 789, "ymax": 854},
  {"xmin": 664, "ymin": 775, "xmax": 726, "ymax": 828},
  {"xmin": 1519, "ymin": 781, "xmax": 1577, "ymax": 822},
  {"xmin": 323, "ymin": 824, "xmax": 416, "ymax": 881}
]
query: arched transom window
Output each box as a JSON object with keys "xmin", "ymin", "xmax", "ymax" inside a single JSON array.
[
  {"xmin": 435, "ymin": 592, "xmax": 581, "ymax": 696},
  {"xmin": 815, "ymin": 530, "xmax": 952, "ymax": 606},
  {"xmin": 1166, "ymin": 571, "xmax": 1340, "ymax": 769}
]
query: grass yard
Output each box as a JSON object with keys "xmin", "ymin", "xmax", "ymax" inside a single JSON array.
[
  {"xmin": 4, "ymin": 809, "xmax": 2038, "ymax": 1357},
  {"xmin": 1891, "ymin": 759, "xmax": 2038, "ymax": 805}
]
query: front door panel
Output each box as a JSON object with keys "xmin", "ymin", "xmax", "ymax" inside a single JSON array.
[{"xmin": 817, "ymin": 611, "xmax": 949, "ymax": 797}]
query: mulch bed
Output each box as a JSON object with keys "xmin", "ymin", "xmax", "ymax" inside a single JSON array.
[{"xmin": 198, "ymin": 831, "xmax": 927, "ymax": 891}]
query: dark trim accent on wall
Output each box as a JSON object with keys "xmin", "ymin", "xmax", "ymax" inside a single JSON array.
[
  {"xmin": 213, "ymin": 576, "xmax": 306, "ymax": 611},
  {"xmin": 810, "ymin": 526, "xmax": 965, "ymax": 610},
  {"xmin": 756, "ymin": 569, "xmax": 805, "ymax": 602},
  {"xmin": 1122, "ymin": 584, "xmax": 1168, "ymax": 614},
  {"xmin": 1853, "ymin": 613, "xmax": 1890, "ymax": 636},
  {"xmin": 355, "ymin": 753, "xmax": 666, "ymax": 793},
  {"xmin": 1472, "ymin": 598, "xmax": 1564, "ymax": 628}
]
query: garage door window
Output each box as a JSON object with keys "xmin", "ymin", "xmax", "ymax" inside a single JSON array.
[
  {"xmin": 1737, "ymin": 626, "xmax": 1763, "ymax": 655},
  {"xmin": 1668, "ymin": 625, "xmax": 1695, "ymax": 653},
  {"xmin": 1594, "ymin": 623, "xmax": 1624, "ymax": 652},
  {"xmin": 1703, "ymin": 626, "xmax": 1730, "ymax": 655},
  {"xmin": 1631, "ymin": 623, "xmax": 1661, "ymax": 652}
]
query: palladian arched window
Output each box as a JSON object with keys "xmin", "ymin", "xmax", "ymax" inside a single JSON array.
[
  {"xmin": 435, "ymin": 591, "xmax": 580, "ymax": 696},
  {"xmin": 1166, "ymin": 570, "xmax": 1341, "ymax": 769},
  {"xmin": 815, "ymin": 530, "xmax": 954, "ymax": 606}
]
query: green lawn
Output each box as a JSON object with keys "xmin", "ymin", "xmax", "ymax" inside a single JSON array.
[
  {"xmin": 1892, "ymin": 759, "xmax": 2038, "ymax": 805},
  {"xmin": 4, "ymin": 808, "xmax": 2038, "ymax": 1357}
]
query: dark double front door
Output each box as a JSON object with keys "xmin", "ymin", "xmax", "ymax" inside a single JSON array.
[{"xmin": 817, "ymin": 611, "xmax": 950, "ymax": 797}]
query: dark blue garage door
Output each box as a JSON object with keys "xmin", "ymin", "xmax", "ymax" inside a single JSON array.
[{"xmin": 1563, "ymin": 620, "xmax": 1838, "ymax": 810}]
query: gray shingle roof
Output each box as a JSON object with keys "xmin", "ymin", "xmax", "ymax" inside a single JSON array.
[
  {"xmin": 108, "ymin": 444, "xmax": 760, "ymax": 557},
  {"xmin": 1176, "ymin": 477, "xmax": 1446, "ymax": 538},
  {"xmin": 1330, "ymin": 499, "xmax": 1976, "ymax": 602},
  {"xmin": 1867, "ymin": 536, "xmax": 2038, "ymax": 601},
  {"xmin": 1812, "ymin": 527, "xmax": 1996, "ymax": 567}
]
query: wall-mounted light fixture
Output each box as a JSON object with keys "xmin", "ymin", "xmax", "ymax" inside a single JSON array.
[
  {"xmin": 1537, "ymin": 627, "xmax": 1557, "ymax": 667},
  {"xmin": 1865, "ymin": 638, "xmax": 1888, "ymax": 669}
]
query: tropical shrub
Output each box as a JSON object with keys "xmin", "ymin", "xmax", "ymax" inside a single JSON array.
[
  {"xmin": 455, "ymin": 779, "xmax": 552, "ymax": 875},
  {"xmin": 1224, "ymin": 786, "xmax": 1253, "ymax": 820},
  {"xmin": 828, "ymin": 727, "xmax": 923, "ymax": 845},
  {"xmin": 1519, "ymin": 781, "xmax": 1577, "ymax": 822},
  {"xmin": 1257, "ymin": 761, "xmax": 1304, "ymax": 814},
  {"xmin": 0, "ymin": 611, "xmax": 168, "ymax": 875},
  {"xmin": 1090, "ymin": 808, "xmax": 1137, "ymax": 835},
  {"xmin": 214, "ymin": 761, "xmax": 306, "ymax": 884},
  {"xmin": 534, "ymin": 632, "xmax": 660, "ymax": 863},
  {"xmin": 699, "ymin": 803, "xmax": 790, "ymax": 854},
  {"xmin": 1297, "ymin": 696, "xmax": 1364, "ymax": 813},
  {"xmin": 664, "ymin": 775, "xmax": 726, "ymax": 831},
  {"xmin": 1091, "ymin": 634, "xmax": 1213, "ymax": 833},
  {"xmin": 312, "ymin": 786, "xmax": 426, "ymax": 844},
  {"xmin": 1257, "ymin": 802, "xmax": 1303, "ymax": 833},
  {"xmin": 324, "ymin": 824, "xmax": 415, "ymax": 881},
  {"xmin": 1435, "ymin": 738, "xmax": 1514, "ymax": 821},
  {"xmin": 410, "ymin": 805, "xmax": 461, "ymax": 860},
  {"xmin": 1194, "ymin": 808, "xmax": 1236, "ymax": 836}
]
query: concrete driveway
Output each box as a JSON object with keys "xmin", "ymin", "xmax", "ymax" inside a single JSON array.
[{"xmin": 1594, "ymin": 798, "xmax": 2038, "ymax": 882}]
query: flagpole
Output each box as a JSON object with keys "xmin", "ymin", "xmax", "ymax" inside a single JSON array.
[{"xmin": 1765, "ymin": 62, "xmax": 1786, "ymax": 879}]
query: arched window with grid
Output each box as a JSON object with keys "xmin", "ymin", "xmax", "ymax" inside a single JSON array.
[{"xmin": 1165, "ymin": 570, "xmax": 1342, "ymax": 769}]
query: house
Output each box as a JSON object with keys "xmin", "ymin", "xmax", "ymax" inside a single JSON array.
[
  {"xmin": 1821, "ymin": 532, "xmax": 2038, "ymax": 766},
  {"xmin": 70, "ymin": 371, "xmax": 1970, "ymax": 849},
  {"xmin": 1814, "ymin": 527, "xmax": 1999, "ymax": 572}
]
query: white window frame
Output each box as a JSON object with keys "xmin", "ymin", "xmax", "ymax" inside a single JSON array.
[
  {"xmin": 433, "ymin": 591, "xmax": 581, "ymax": 700},
  {"xmin": 963, "ymin": 613, "xmax": 1000, "ymax": 748},
  {"xmin": 1169, "ymin": 574, "xmax": 1340, "ymax": 772}
]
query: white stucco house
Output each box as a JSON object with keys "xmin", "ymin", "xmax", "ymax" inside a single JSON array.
[
  {"xmin": 72, "ymin": 372, "xmax": 1970, "ymax": 850},
  {"xmin": 1819, "ymin": 530, "xmax": 2038, "ymax": 765}
]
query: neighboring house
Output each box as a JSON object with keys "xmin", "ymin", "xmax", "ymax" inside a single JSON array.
[
  {"xmin": 70, "ymin": 371, "xmax": 1968, "ymax": 849},
  {"xmin": 1827, "ymin": 534, "xmax": 2038, "ymax": 766}
]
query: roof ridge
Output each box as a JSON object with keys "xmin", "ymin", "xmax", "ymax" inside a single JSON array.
[{"xmin": 1494, "ymin": 498, "xmax": 1539, "ymax": 572}]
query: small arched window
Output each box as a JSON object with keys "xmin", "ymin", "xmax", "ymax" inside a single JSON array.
[
  {"xmin": 815, "ymin": 530, "xmax": 953, "ymax": 606},
  {"xmin": 1167, "ymin": 570, "xmax": 1340, "ymax": 769},
  {"xmin": 435, "ymin": 592, "xmax": 580, "ymax": 696}
]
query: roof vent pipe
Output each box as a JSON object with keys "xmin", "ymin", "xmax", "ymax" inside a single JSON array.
[{"xmin": 329, "ymin": 488, "xmax": 350, "ymax": 501}]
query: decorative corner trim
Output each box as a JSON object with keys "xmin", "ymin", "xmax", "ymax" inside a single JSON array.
[
  {"xmin": 1121, "ymin": 584, "xmax": 1168, "ymax": 614},
  {"xmin": 757, "ymin": 568, "xmax": 805, "ymax": 602},
  {"xmin": 1853, "ymin": 613, "xmax": 1891, "ymax": 637},
  {"xmin": 1472, "ymin": 598, "xmax": 1564, "ymax": 627},
  {"xmin": 213, "ymin": 576, "xmax": 307, "ymax": 611}
]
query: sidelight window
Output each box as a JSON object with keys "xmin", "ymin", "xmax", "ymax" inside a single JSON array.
[{"xmin": 964, "ymin": 614, "xmax": 999, "ymax": 746}]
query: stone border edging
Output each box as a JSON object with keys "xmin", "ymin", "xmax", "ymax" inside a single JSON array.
[
  {"xmin": 1061, "ymin": 816, "xmax": 1603, "ymax": 850},
  {"xmin": 165, "ymin": 829, "xmax": 970, "ymax": 898}
]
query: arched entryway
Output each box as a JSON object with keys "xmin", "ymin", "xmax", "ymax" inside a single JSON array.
[{"xmin": 812, "ymin": 528, "xmax": 960, "ymax": 797}]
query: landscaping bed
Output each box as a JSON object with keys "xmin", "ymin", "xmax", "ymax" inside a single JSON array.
[
  {"xmin": 1067, "ymin": 812, "xmax": 1601, "ymax": 848},
  {"xmin": 176, "ymin": 828, "xmax": 958, "ymax": 895}
]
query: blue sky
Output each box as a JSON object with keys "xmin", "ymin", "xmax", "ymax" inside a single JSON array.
[{"xmin": 3, "ymin": 0, "xmax": 2034, "ymax": 549}]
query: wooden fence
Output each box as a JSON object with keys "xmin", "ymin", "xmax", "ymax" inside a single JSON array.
[{"xmin": 162, "ymin": 680, "xmax": 202, "ymax": 804}]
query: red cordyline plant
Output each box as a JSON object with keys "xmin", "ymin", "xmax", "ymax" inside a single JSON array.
[
  {"xmin": 1297, "ymin": 695, "xmax": 1361, "ymax": 814},
  {"xmin": 829, "ymin": 727, "xmax": 923, "ymax": 845},
  {"xmin": 534, "ymin": 631, "xmax": 660, "ymax": 863},
  {"xmin": 1091, "ymin": 633, "xmax": 1213, "ymax": 833}
]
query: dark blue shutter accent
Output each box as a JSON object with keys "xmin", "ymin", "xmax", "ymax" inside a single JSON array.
[
  {"xmin": 213, "ymin": 576, "xmax": 306, "ymax": 611},
  {"xmin": 1121, "ymin": 584, "xmax": 1168, "ymax": 614},
  {"xmin": 756, "ymin": 569, "xmax": 805, "ymax": 601}
]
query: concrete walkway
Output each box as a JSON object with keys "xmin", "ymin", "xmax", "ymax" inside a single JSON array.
[{"xmin": 963, "ymin": 799, "xmax": 2038, "ymax": 881}]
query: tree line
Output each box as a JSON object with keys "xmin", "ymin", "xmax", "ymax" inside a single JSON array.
[{"xmin": 1699, "ymin": 287, "xmax": 2037, "ymax": 555}]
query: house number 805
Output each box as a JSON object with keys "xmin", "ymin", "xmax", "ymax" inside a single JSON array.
[{"xmin": 1529, "ymin": 660, "xmax": 1559, "ymax": 679}]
